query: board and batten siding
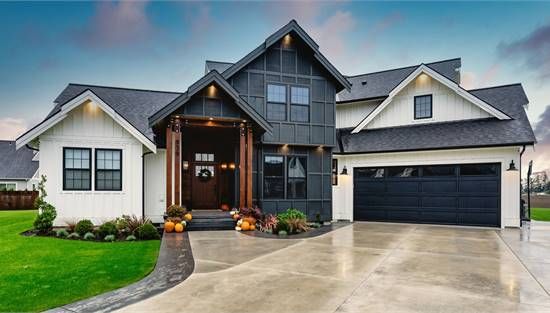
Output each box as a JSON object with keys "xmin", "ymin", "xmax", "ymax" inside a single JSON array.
[
  {"xmin": 336, "ymin": 100, "xmax": 381, "ymax": 129},
  {"xmin": 366, "ymin": 75, "xmax": 492, "ymax": 130},
  {"xmin": 39, "ymin": 102, "xmax": 145, "ymax": 226},
  {"xmin": 144, "ymin": 149, "xmax": 166, "ymax": 223},
  {"xmin": 332, "ymin": 146, "xmax": 522, "ymax": 228}
]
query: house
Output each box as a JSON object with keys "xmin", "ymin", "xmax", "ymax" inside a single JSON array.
[
  {"xmin": 332, "ymin": 59, "xmax": 536, "ymax": 227},
  {"xmin": 0, "ymin": 140, "xmax": 39, "ymax": 191},
  {"xmin": 16, "ymin": 20, "xmax": 348, "ymax": 225},
  {"xmin": 14, "ymin": 20, "xmax": 535, "ymax": 228}
]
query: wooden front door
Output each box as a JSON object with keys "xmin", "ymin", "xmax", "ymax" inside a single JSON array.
[{"xmin": 191, "ymin": 161, "xmax": 218, "ymax": 209}]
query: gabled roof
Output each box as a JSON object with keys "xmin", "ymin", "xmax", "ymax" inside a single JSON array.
[
  {"xmin": 335, "ymin": 84, "xmax": 536, "ymax": 154},
  {"xmin": 0, "ymin": 141, "xmax": 38, "ymax": 180},
  {"xmin": 337, "ymin": 58, "xmax": 461, "ymax": 103},
  {"xmin": 219, "ymin": 20, "xmax": 351, "ymax": 91},
  {"xmin": 351, "ymin": 64, "xmax": 511, "ymax": 133},
  {"xmin": 205, "ymin": 60, "xmax": 234, "ymax": 74},
  {"xmin": 149, "ymin": 70, "xmax": 273, "ymax": 133}
]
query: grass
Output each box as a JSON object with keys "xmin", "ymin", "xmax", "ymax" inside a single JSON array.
[
  {"xmin": 531, "ymin": 207, "xmax": 550, "ymax": 222},
  {"xmin": 0, "ymin": 210, "xmax": 160, "ymax": 312}
]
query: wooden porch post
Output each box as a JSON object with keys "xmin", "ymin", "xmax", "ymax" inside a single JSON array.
[
  {"xmin": 174, "ymin": 119, "xmax": 182, "ymax": 206},
  {"xmin": 166, "ymin": 123, "xmax": 173, "ymax": 209},
  {"xmin": 239, "ymin": 125, "xmax": 246, "ymax": 208},
  {"xmin": 246, "ymin": 127, "xmax": 253, "ymax": 207}
]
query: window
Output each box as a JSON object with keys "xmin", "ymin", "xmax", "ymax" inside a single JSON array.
[
  {"xmin": 423, "ymin": 165, "xmax": 456, "ymax": 176},
  {"xmin": 460, "ymin": 164, "xmax": 498, "ymax": 176},
  {"xmin": 332, "ymin": 159, "xmax": 338, "ymax": 186},
  {"xmin": 290, "ymin": 86, "xmax": 309, "ymax": 122},
  {"xmin": 287, "ymin": 156, "xmax": 307, "ymax": 198},
  {"xmin": 95, "ymin": 149, "xmax": 122, "ymax": 191},
  {"xmin": 63, "ymin": 148, "xmax": 91, "ymax": 190},
  {"xmin": 356, "ymin": 168, "xmax": 385, "ymax": 178},
  {"xmin": 414, "ymin": 95, "xmax": 432, "ymax": 119},
  {"xmin": 267, "ymin": 84, "xmax": 286, "ymax": 121},
  {"xmin": 0, "ymin": 183, "xmax": 16, "ymax": 191},
  {"xmin": 388, "ymin": 167, "xmax": 418, "ymax": 177},
  {"xmin": 264, "ymin": 156, "xmax": 284, "ymax": 199}
]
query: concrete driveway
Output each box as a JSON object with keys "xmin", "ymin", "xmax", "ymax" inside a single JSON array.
[{"xmin": 118, "ymin": 222, "xmax": 550, "ymax": 313}]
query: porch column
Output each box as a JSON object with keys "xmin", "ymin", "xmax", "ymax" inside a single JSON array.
[
  {"xmin": 166, "ymin": 124, "xmax": 173, "ymax": 208},
  {"xmin": 174, "ymin": 119, "xmax": 182, "ymax": 206},
  {"xmin": 246, "ymin": 126, "xmax": 253, "ymax": 207},
  {"xmin": 239, "ymin": 125, "xmax": 246, "ymax": 208}
]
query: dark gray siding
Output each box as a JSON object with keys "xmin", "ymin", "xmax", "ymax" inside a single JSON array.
[{"xmin": 176, "ymin": 88, "xmax": 242, "ymax": 119}]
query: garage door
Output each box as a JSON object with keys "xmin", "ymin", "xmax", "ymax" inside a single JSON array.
[{"xmin": 353, "ymin": 163, "xmax": 501, "ymax": 227}]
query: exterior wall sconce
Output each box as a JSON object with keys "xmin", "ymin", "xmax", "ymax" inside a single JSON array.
[
  {"xmin": 340, "ymin": 166, "xmax": 348, "ymax": 175},
  {"xmin": 221, "ymin": 163, "xmax": 228, "ymax": 170},
  {"xmin": 507, "ymin": 160, "xmax": 518, "ymax": 171},
  {"xmin": 229, "ymin": 163, "xmax": 236, "ymax": 170},
  {"xmin": 183, "ymin": 161, "xmax": 189, "ymax": 171}
]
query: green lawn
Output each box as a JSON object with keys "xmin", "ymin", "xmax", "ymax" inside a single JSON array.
[
  {"xmin": 531, "ymin": 207, "xmax": 550, "ymax": 222},
  {"xmin": 0, "ymin": 210, "xmax": 160, "ymax": 312}
]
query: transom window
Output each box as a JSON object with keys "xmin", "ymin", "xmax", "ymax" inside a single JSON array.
[
  {"xmin": 96, "ymin": 149, "xmax": 122, "ymax": 191},
  {"xmin": 63, "ymin": 148, "xmax": 91, "ymax": 191},
  {"xmin": 267, "ymin": 84, "xmax": 287, "ymax": 121},
  {"xmin": 0, "ymin": 183, "xmax": 16, "ymax": 191},
  {"xmin": 195, "ymin": 153, "xmax": 214, "ymax": 162},
  {"xmin": 414, "ymin": 95, "xmax": 432, "ymax": 119},
  {"xmin": 264, "ymin": 155, "xmax": 284, "ymax": 199},
  {"xmin": 290, "ymin": 86, "xmax": 309, "ymax": 122}
]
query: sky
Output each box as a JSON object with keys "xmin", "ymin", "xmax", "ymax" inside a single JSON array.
[{"xmin": 0, "ymin": 1, "xmax": 549, "ymax": 172}]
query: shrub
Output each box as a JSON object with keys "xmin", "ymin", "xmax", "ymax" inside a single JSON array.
[
  {"xmin": 285, "ymin": 217, "xmax": 309, "ymax": 234},
  {"xmin": 75, "ymin": 219, "xmax": 94, "ymax": 236},
  {"xmin": 278, "ymin": 230, "xmax": 288, "ymax": 236},
  {"xmin": 56, "ymin": 229, "xmax": 68, "ymax": 238},
  {"xmin": 277, "ymin": 208, "xmax": 307, "ymax": 233},
  {"xmin": 239, "ymin": 206, "xmax": 262, "ymax": 220},
  {"xmin": 104, "ymin": 234, "xmax": 116, "ymax": 242},
  {"xmin": 126, "ymin": 235, "xmax": 136, "ymax": 241},
  {"xmin": 83, "ymin": 232, "xmax": 95, "ymax": 240},
  {"xmin": 121, "ymin": 215, "xmax": 151, "ymax": 235},
  {"xmin": 166, "ymin": 205, "xmax": 186, "ymax": 219},
  {"xmin": 136, "ymin": 223, "xmax": 160, "ymax": 240},
  {"xmin": 33, "ymin": 175, "xmax": 57, "ymax": 234},
  {"xmin": 114, "ymin": 217, "xmax": 129, "ymax": 234},
  {"xmin": 259, "ymin": 214, "xmax": 278, "ymax": 233},
  {"xmin": 64, "ymin": 219, "xmax": 78, "ymax": 233},
  {"xmin": 97, "ymin": 221, "xmax": 118, "ymax": 239},
  {"xmin": 67, "ymin": 232, "xmax": 80, "ymax": 239}
]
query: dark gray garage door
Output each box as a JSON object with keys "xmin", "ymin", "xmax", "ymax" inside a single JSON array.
[{"xmin": 353, "ymin": 163, "xmax": 501, "ymax": 227}]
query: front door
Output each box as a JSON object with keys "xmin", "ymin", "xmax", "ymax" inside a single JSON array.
[{"xmin": 191, "ymin": 153, "xmax": 218, "ymax": 209}]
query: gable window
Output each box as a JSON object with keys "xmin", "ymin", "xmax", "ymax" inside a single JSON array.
[
  {"xmin": 287, "ymin": 156, "xmax": 307, "ymax": 198},
  {"xmin": 0, "ymin": 183, "xmax": 16, "ymax": 191},
  {"xmin": 414, "ymin": 95, "xmax": 432, "ymax": 119},
  {"xmin": 96, "ymin": 149, "xmax": 122, "ymax": 191},
  {"xmin": 290, "ymin": 86, "xmax": 309, "ymax": 122},
  {"xmin": 264, "ymin": 155, "xmax": 284, "ymax": 198},
  {"xmin": 63, "ymin": 148, "xmax": 91, "ymax": 191},
  {"xmin": 267, "ymin": 84, "xmax": 286, "ymax": 121}
]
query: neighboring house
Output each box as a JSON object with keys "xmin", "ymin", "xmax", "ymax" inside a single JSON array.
[
  {"xmin": 16, "ymin": 20, "xmax": 348, "ymax": 225},
  {"xmin": 332, "ymin": 59, "xmax": 536, "ymax": 227},
  {"xmin": 14, "ymin": 20, "xmax": 535, "ymax": 228},
  {"xmin": 0, "ymin": 140, "xmax": 39, "ymax": 191}
]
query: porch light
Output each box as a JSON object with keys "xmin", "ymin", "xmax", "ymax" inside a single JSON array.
[
  {"xmin": 221, "ymin": 163, "xmax": 228, "ymax": 170},
  {"xmin": 340, "ymin": 166, "xmax": 348, "ymax": 175},
  {"xmin": 506, "ymin": 160, "xmax": 518, "ymax": 171},
  {"xmin": 209, "ymin": 117, "xmax": 214, "ymax": 121},
  {"xmin": 183, "ymin": 161, "xmax": 189, "ymax": 171},
  {"xmin": 229, "ymin": 163, "xmax": 236, "ymax": 170}
]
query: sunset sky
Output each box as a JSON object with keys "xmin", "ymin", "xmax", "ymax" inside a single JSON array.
[{"xmin": 0, "ymin": 1, "xmax": 548, "ymax": 171}]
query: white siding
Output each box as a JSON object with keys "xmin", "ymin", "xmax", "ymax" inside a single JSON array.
[
  {"xmin": 367, "ymin": 74, "xmax": 492, "ymax": 129},
  {"xmin": 39, "ymin": 102, "xmax": 145, "ymax": 226},
  {"xmin": 0, "ymin": 180, "xmax": 33, "ymax": 191},
  {"xmin": 332, "ymin": 146, "xmax": 522, "ymax": 228},
  {"xmin": 336, "ymin": 100, "xmax": 381, "ymax": 128},
  {"xmin": 144, "ymin": 150, "xmax": 166, "ymax": 223}
]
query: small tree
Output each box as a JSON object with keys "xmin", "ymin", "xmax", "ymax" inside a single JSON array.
[{"xmin": 33, "ymin": 175, "xmax": 57, "ymax": 234}]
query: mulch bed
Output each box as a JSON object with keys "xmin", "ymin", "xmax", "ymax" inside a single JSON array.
[{"xmin": 241, "ymin": 221, "xmax": 350, "ymax": 239}]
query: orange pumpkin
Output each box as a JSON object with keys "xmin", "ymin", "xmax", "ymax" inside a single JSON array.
[
  {"xmin": 220, "ymin": 203, "xmax": 230, "ymax": 211},
  {"xmin": 250, "ymin": 224, "xmax": 256, "ymax": 231},
  {"xmin": 244, "ymin": 217, "xmax": 256, "ymax": 225},
  {"xmin": 241, "ymin": 221, "xmax": 250, "ymax": 231},
  {"xmin": 184, "ymin": 213, "xmax": 193, "ymax": 222},
  {"xmin": 175, "ymin": 223, "xmax": 184, "ymax": 233},
  {"xmin": 164, "ymin": 221, "xmax": 175, "ymax": 233},
  {"xmin": 232, "ymin": 214, "xmax": 240, "ymax": 220}
]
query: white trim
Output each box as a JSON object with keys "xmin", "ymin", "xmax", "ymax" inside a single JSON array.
[
  {"xmin": 351, "ymin": 65, "xmax": 511, "ymax": 134},
  {"xmin": 16, "ymin": 90, "xmax": 157, "ymax": 153}
]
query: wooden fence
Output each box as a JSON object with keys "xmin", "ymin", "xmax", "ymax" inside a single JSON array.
[
  {"xmin": 522, "ymin": 195, "xmax": 550, "ymax": 209},
  {"xmin": 0, "ymin": 191, "xmax": 38, "ymax": 210}
]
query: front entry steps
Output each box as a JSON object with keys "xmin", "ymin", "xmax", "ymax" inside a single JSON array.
[{"xmin": 187, "ymin": 210, "xmax": 235, "ymax": 231}]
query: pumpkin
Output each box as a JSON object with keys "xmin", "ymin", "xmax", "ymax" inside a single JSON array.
[
  {"xmin": 244, "ymin": 217, "xmax": 256, "ymax": 225},
  {"xmin": 232, "ymin": 214, "xmax": 240, "ymax": 220},
  {"xmin": 250, "ymin": 224, "xmax": 256, "ymax": 231},
  {"xmin": 175, "ymin": 223, "xmax": 184, "ymax": 233},
  {"xmin": 184, "ymin": 213, "xmax": 193, "ymax": 222},
  {"xmin": 241, "ymin": 221, "xmax": 250, "ymax": 231},
  {"xmin": 220, "ymin": 203, "xmax": 230, "ymax": 211},
  {"xmin": 235, "ymin": 226, "xmax": 242, "ymax": 231},
  {"xmin": 164, "ymin": 221, "xmax": 175, "ymax": 233}
]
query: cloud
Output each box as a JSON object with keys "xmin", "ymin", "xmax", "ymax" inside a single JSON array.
[
  {"xmin": 0, "ymin": 118, "xmax": 27, "ymax": 140},
  {"xmin": 460, "ymin": 63, "xmax": 500, "ymax": 89},
  {"xmin": 498, "ymin": 22, "xmax": 550, "ymax": 81},
  {"xmin": 180, "ymin": 3, "xmax": 213, "ymax": 49},
  {"xmin": 523, "ymin": 105, "xmax": 550, "ymax": 172},
  {"xmin": 70, "ymin": 1, "xmax": 154, "ymax": 49}
]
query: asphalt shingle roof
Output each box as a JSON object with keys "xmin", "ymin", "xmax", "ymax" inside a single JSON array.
[
  {"xmin": 337, "ymin": 58, "xmax": 461, "ymax": 103},
  {"xmin": 336, "ymin": 84, "xmax": 536, "ymax": 154},
  {"xmin": 0, "ymin": 141, "xmax": 38, "ymax": 180},
  {"xmin": 48, "ymin": 84, "xmax": 182, "ymax": 142}
]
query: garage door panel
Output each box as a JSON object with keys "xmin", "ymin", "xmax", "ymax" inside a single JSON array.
[{"xmin": 353, "ymin": 163, "xmax": 500, "ymax": 227}]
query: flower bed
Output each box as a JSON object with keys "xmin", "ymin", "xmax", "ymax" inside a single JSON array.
[{"xmin": 231, "ymin": 207, "xmax": 323, "ymax": 236}]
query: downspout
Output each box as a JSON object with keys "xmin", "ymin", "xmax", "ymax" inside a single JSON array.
[
  {"xmin": 142, "ymin": 151, "xmax": 154, "ymax": 219},
  {"xmin": 519, "ymin": 145, "xmax": 526, "ymax": 226}
]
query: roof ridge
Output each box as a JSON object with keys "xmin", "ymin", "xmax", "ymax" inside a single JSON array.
[
  {"xmin": 345, "ymin": 57, "xmax": 461, "ymax": 79},
  {"xmin": 468, "ymin": 83, "xmax": 522, "ymax": 92},
  {"xmin": 67, "ymin": 83, "xmax": 183, "ymax": 95}
]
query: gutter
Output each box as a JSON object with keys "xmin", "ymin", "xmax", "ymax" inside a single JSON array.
[{"xmin": 142, "ymin": 151, "xmax": 154, "ymax": 218}]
